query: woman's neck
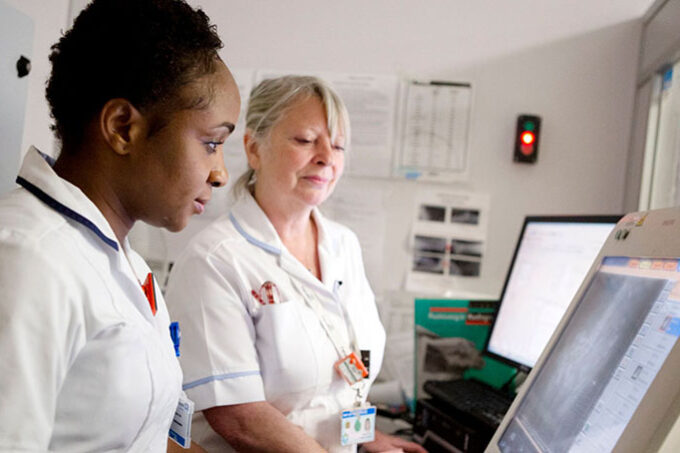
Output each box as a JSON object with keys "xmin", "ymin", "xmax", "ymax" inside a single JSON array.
[
  {"xmin": 253, "ymin": 187, "xmax": 321, "ymax": 279},
  {"xmin": 53, "ymin": 150, "xmax": 133, "ymax": 246}
]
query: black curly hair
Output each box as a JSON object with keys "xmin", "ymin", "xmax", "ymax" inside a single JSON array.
[{"xmin": 46, "ymin": 0, "xmax": 223, "ymax": 150}]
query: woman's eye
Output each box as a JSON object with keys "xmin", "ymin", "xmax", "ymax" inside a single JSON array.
[
  {"xmin": 204, "ymin": 141, "xmax": 223, "ymax": 153},
  {"xmin": 295, "ymin": 137, "xmax": 312, "ymax": 144},
  {"xmin": 333, "ymin": 145, "xmax": 345, "ymax": 152}
]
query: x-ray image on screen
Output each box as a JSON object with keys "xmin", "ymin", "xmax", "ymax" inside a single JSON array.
[{"xmin": 500, "ymin": 270, "xmax": 671, "ymax": 452}]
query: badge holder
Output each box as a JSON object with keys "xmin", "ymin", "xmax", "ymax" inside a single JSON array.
[
  {"xmin": 169, "ymin": 394, "xmax": 194, "ymax": 448},
  {"xmin": 340, "ymin": 403, "xmax": 376, "ymax": 446},
  {"xmin": 335, "ymin": 352, "xmax": 376, "ymax": 446}
]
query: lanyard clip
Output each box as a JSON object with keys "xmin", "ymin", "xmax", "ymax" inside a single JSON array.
[{"xmin": 354, "ymin": 383, "xmax": 365, "ymax": 407}]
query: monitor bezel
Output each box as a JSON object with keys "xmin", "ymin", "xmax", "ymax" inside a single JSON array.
[{"xmin": 483, "ymin": 214, "xmax": 623, "ymax": 373}]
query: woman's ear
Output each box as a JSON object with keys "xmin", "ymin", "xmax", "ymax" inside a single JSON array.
[
  {"xmin": 99, "ymin": 99, "xmax": 145, "ymax": 155},
  {"xmin": 243, "ymin": 130, "xmax": 262, "ymax": 170}
]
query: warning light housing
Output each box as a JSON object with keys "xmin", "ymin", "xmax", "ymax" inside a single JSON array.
[{"xmin": 514, "ymin": 115, "xmax": 541, "ymax": 163}]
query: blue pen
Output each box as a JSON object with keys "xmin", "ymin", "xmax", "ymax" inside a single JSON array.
[{"xmin": 169, "ymin": 322, "xmax": 181, "ymax": 357}]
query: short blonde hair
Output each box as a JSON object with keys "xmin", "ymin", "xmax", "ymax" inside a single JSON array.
[{"xmin": 234, "ymin": 75, "xmax": 350, "ymax": 195}]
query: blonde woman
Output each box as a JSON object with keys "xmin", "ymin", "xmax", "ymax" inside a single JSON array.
[{"xmin": 166, "ymin": 76, "xmax": 425, "ymax": 453}]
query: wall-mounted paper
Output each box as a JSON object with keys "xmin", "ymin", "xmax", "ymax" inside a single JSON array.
[
  {"xmin": 322, "ymin": 177, "xmax": 387, "ymax": 294},
  {"xmin": 406, "ymin": 189, "xmax": 489, "ymax": 295},
  {"xmin": 255, "ymin": 70, "xmax": 399, "ymax": 178},
  {"xmin": 395, "ymin": 81, "xmax": 472, "ymax": 183}
]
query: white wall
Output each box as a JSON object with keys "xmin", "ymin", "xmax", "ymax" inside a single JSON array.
[
  {"xmin": 195, "ymin": 0, "xmax": 643, "ymax": 299},
  {"xmin": 7, "ymin": 0, "xmax": 645, "ymax": 303},
  {"xmin": 4, "ymin": 0, "xmax": 70, "ymax": 158}
]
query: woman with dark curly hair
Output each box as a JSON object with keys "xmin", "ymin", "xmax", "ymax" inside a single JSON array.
[{"xmin": 0, "ymin": 0, "xmax": 240, "ymax": 451}]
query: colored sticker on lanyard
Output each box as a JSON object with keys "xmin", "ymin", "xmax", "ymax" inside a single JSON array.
[{"xmin": 334, "ymin": 351, "xmax": 369, "ymax": 385}]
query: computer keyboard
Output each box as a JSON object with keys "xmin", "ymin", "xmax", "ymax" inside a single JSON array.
[{"xmin": 423, "ymin": 379, "xmax": 513, "ymax": 427}]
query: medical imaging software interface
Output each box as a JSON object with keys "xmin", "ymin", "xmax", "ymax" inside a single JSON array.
[
  {"xmin": 498, "ymin": 257, "xmax": 680, "ymax": 452},
  {"xmin": 487, "ymin": 221, "xmax": 615, "ymax": 368}
]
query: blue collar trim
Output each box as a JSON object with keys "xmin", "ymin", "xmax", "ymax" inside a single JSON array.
[
  {"xmin": 229, "ymin": 212, "xmax": 280, "ymax": 255},
  {"xmin": 16, "ymin": 176, "xmax": 119, "ymax": 252}
]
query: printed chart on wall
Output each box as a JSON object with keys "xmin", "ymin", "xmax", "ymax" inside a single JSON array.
[
  {"xmin": 395, "ymin": 81, "xmax": 472, "ymax": 183},
  {"xmin": 406, "ymin": 189, "xmax": 489, "ymax": 295}
]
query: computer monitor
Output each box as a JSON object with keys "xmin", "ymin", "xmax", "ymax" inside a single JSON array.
[
  {"xmin": 485, "ymin": 216, "xmax": 621, "ymax": 372},
  {"xmin": 486, "ymin": 209, "xmax": 680, "ymax": 452}
]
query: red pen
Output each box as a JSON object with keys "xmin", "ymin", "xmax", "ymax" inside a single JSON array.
[
  {"xmin": 259, "ymin": 281, "xmax": 280, "ymax": 305},
  {"xmin": 251, "ymin": 289, "xmax": 265, "ymax": 306}
]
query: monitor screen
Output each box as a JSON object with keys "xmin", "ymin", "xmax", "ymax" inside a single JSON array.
[
  {"xmin": 485, "ymin": 216, "xmax": 620, "ymax": 370},
  {"xmin": 496, "ymin": 255, "xmax": 680, "ymax": 452}
]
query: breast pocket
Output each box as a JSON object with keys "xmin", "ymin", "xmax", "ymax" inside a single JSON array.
[{"xmin": 255, "ymin": 301, "xmax": 317, "ymax": 397}]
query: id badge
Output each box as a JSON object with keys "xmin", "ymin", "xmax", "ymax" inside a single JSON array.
[
  {"xmin": 340, "ymin": 405, "xmax": 376, "ymax": 446},
  {"xmin": 169, "ymin": 394, "xmax": 194, "ymax": 448},
  {"xmin": 334, "ymin": 351, "xmax": 369, "ymax": 385}
]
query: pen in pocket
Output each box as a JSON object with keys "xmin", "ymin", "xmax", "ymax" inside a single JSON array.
[
  {"xmin": 260, "ymin": 281, "xmax": 281, "ymax": 305},
  {"xmin": 251, "ymin": 289, "xmax": 265, "ymax": 306}
]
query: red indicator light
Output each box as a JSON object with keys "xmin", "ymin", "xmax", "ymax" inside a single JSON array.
[
  {"xmin": 514, "ymin": 114, "xmax": 541, "ymax": 164},
  {"xmin": 521, "ymin": 131, "xmax": 535, "ymax": 145}
]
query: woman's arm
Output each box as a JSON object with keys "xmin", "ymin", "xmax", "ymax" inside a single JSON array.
[
  {"xmin": 362, "ymin": 429, "xmax": 428, "ymax": 453},
  {"xmin": 204, "ymin": 401, "xmax": 327, "ymax": 453}
]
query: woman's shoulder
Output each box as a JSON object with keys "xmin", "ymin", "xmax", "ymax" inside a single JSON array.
[
  {"xmin": 183, "ymin": 213, "xmax": 243, "ymax": 254},
  {"xmin": 175, "ymin": 212, "xmax": 267, "ymax": 271}
]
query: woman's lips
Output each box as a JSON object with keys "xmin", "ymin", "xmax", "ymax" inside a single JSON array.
[
  {"xmin": 304, "ymin": 175, "xmax": 329, "ymax": 185},
  {"xmin": 193, "ymin": 199, "xmax": 207, "ymax": 214}
]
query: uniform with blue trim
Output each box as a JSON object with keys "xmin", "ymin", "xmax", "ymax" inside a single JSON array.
[
  {"xmin": 165, "ymin": 191, "xmax": 386, "ymax": 452},
  {"xmin": 0, "ymin": 148, "xmax": 183, "ymax": 451}
]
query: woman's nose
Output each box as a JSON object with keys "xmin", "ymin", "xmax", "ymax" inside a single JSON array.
[
  {"xmin": 315, "ymin": 140, "xmax": 333, "ymax": 165},
  {"xmin": 208, "ymin": 158, "xmax": 228, "ymax": 188}
]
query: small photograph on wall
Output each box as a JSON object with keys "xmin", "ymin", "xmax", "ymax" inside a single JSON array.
[
  {"xmin": 450, "ymin": 239, "xmax": 483, "ymax": 257},
  {"xmin": 451, "ymin": 208, "xmax": 479, "ymax": 225},
  {"xmin": 418, "ymin": 205, "xmax": 446, "ymax": 222},
  {"xmin": 413, "ymin": 255, "xmax": 445, "ymax": 274},
  {"xmin": 415, "ymin": 235, "xmax": 447, "ymax": 254},
  {"xmin": 450, "ymin": 259, "xmax": 481, "ymax": 277}
]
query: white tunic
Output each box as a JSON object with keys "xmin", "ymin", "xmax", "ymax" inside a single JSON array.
[
  {"xmin": 165, "ymin": 192, "xmax": 386, "ymax": 452},
  {"xmin": 0, "ymin": 148, "xmax": 182, "ymax": 452}
]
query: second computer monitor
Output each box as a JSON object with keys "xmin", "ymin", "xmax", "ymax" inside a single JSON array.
[{"xmin": 484, "ymin": 215, "xmax": 620, "ymax": 371}]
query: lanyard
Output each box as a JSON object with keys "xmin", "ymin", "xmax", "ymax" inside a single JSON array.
[
  {"xmin": 288, "ymin": 276, "xmax": 358, "ymax": 361},
  {"xmin": 289, "ymin": 275, "xmax": 368, "ymax": 404}
]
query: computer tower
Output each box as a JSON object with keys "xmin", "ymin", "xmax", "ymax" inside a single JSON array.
[{"xmin": 413, "ymin": 398, "xmax": 492, "ymax": 453}]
